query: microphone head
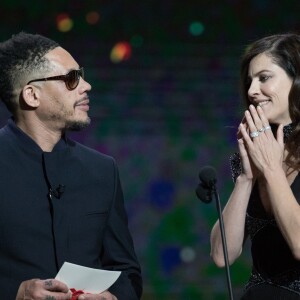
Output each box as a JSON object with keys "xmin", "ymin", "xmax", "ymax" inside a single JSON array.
[
  {"xmin": 195, "ymin": 182, "xmax": 213, "ymax": 203},
  {"xmin": 199, "ymin": 165, "xmax": 217, "ymax": 189}
]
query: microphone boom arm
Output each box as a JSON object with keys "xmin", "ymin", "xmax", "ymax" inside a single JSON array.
[{"xmin": 213, "ymin": 186, "xmax": 234, "ymax": 300}]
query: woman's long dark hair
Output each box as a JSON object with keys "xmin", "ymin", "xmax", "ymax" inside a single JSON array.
[{"xmin": 240, "ymin": 33, "xmax": 300, "ymax": 170}]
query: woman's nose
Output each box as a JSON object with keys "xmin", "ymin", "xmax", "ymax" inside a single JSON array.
[{"xmin": 248, "ymin": 79, "xmax": 260, "ymax": 98}]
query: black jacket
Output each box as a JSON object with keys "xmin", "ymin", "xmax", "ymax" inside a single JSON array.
[{"xmin": 0, "ymin": 119, "xmax": 142, "ymax": 299}]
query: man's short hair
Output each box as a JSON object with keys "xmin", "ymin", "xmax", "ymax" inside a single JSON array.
[{"xmin": 0, "ymin": 32, "xmax": 59, "ymax": 113}]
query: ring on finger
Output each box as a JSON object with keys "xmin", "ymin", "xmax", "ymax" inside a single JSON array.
[
  {"xmin": 263, "ymin": 125, "xmax": 271, "ymax": 131},
  {"xmin": 258, "ymin": 125, "xmax": 271, "ymax": 133},
  {"xmin": 250, "ymin": 131, "xmax": 260, "ymax": 138}
]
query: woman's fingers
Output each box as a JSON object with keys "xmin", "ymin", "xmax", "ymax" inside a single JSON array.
[
  {"xmin": 249, "ymin": 105, "xmax": 264, "ymax": 132},
  {"xmin": 245, "ymin": 105, "xmax": 274, "ymax": 140},
  {"xmin": 238, "ymin": 118, "xmax": 252, "ymax": 140},
  {"xmin": 239, "ymin": 123, "xmax": 253, "ymax": 146},
  {"xmin": 256, "ymin": 106, "xmax": 273, "ymax": 136}
]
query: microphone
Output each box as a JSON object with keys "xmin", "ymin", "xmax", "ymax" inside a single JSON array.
[
  {"xmin": 196, "ymin": 166, "xmax": 217, "ymax": 203},
  {"xmin": 196, "ymin": 166, "xmax": 234, "ymax": 300},
  {"xmin": 199, "ymin": 165, "xmax": 217, "ymax": 190},
  {"xmin": 49, "ymin": 184, "xmax": 65, "ymax": 199},
  {"xmin": 195, "ymin": 182, "xmax": 213, "ymax": 203}
]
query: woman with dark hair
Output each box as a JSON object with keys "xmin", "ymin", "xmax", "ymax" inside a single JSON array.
[{"xmin": 210, "ymin": 33, "xmax": 300, "ymax": 299}]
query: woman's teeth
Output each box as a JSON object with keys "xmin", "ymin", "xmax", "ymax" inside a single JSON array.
[{"xmin": 258, "ymin": 100, "xmax": 270, "ymax": 107}]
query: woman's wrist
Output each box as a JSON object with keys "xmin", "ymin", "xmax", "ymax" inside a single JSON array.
[
  {"xmin": 236, "ymin": 173, "xmax": 255, "ymax": 184},
  {"xmin": 263, "ymin": 165, "xmax": 285, "ymax": 182}
]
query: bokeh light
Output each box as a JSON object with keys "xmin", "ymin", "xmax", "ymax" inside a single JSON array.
[
  {"xmin": 180, "ymin": 246, "xmax": 196, "ymax": 263},
  {"xmin": 56, "ymin": 13, "xmax": 73, "ymax": 32},
  {"xmin": 86, "ymin": 11, "xmax": 100, "ymax": 25},
  {"xmin": 110, "ymin": 41, "xmax": 132, "ymax": 63},
  {"xmin": 189, "ymin": 21, "xmax": 205, "ymax": 36}
]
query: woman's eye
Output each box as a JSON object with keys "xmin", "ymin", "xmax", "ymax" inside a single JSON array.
[{"xmin": 260, "ymin": 75, "xmax": 270, "ymax": 82}]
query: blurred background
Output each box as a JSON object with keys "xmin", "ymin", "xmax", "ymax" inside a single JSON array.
[{"xmin": 0, "ymin": 0, "xmax": 299, "ymax": 299}]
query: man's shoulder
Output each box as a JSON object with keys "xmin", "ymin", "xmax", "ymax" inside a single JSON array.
[
  {"xmin": 0, "ymin": 124, "xmax": 13, "ymax": 145},
  {"xmin": 0, "ymin": 124, "xmax": 9, "ymax": 137},
  {"xmin": 68, "ymin": 138, "xmax": 116, "ymax": 164}
]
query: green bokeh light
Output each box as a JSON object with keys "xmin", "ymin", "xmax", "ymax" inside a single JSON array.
[{"xmin": 189, "ymin": 21, "xmax": 205, "ymax": 36}]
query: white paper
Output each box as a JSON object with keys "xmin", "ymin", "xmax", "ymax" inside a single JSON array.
[{"xmin": 55, "ymin": 262, "xmax": 121, "ymax": 294}]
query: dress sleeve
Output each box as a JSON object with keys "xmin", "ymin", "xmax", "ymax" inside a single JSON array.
[
  {"xmin": 101, "ymin": 160, "xmax": 142, "ymax": 299},
  {"xmin": 229, "ymin": 152, "xmax": 242, "ymax": 183}
]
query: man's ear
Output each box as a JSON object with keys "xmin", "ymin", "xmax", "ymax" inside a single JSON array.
[{"xmin": 21, "ymin": 85, "xmax": 40, "ymax": 108}]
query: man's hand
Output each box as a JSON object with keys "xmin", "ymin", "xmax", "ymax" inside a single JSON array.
[
  {"xmin": 78, "ymin": 291, "xmax": 117, "ymax": 300},
  {"xmin": 16, "ymin": 279, "xmax": 72, "ymax": 300}
]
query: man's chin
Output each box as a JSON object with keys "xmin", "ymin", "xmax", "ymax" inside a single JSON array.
[{"xmin": 66, "ymin": 118, "xmax": 91, "ymax": 131}]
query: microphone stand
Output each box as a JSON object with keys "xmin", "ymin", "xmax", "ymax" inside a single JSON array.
[{"xmin": 213, "ymin": 185, "xmax": 234, "ymax": 300}]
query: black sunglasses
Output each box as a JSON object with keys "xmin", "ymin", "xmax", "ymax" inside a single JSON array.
[{"xmin": 27, "ymin": 68, "xmax": 84, "ymax": 91}]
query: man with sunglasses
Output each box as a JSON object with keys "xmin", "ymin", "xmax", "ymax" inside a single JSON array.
[{"xmin": 0, "ymin": 32, "xmax": 142, "ymax": 300}]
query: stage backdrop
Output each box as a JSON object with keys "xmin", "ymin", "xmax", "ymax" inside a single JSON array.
[{"xmin": 0, "ymin": 1, "xmax": 299, "ymax": 298}]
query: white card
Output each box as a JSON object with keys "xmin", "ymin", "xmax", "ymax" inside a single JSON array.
[{"xmin": 55, "ymin": 262, "xmax": 121, "ymax": 294}]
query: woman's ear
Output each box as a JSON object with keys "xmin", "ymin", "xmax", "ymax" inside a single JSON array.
[{"xmin": 21, "ymin": 85, "xmax": 40, "ymax": 108}]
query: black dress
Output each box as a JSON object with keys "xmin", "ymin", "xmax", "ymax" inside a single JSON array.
[
  {"xmin": 230, "ymin": 124, "xmax": 300, "ymax": 299},
  {"xmin": 240, "ymin": 181, "xmax": 300, "ymax": 299}
]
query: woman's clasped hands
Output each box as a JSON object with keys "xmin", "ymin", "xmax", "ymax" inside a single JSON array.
[{"xmin": 238, "ymin": 104, "xmax": 285, "ymax": 179}]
